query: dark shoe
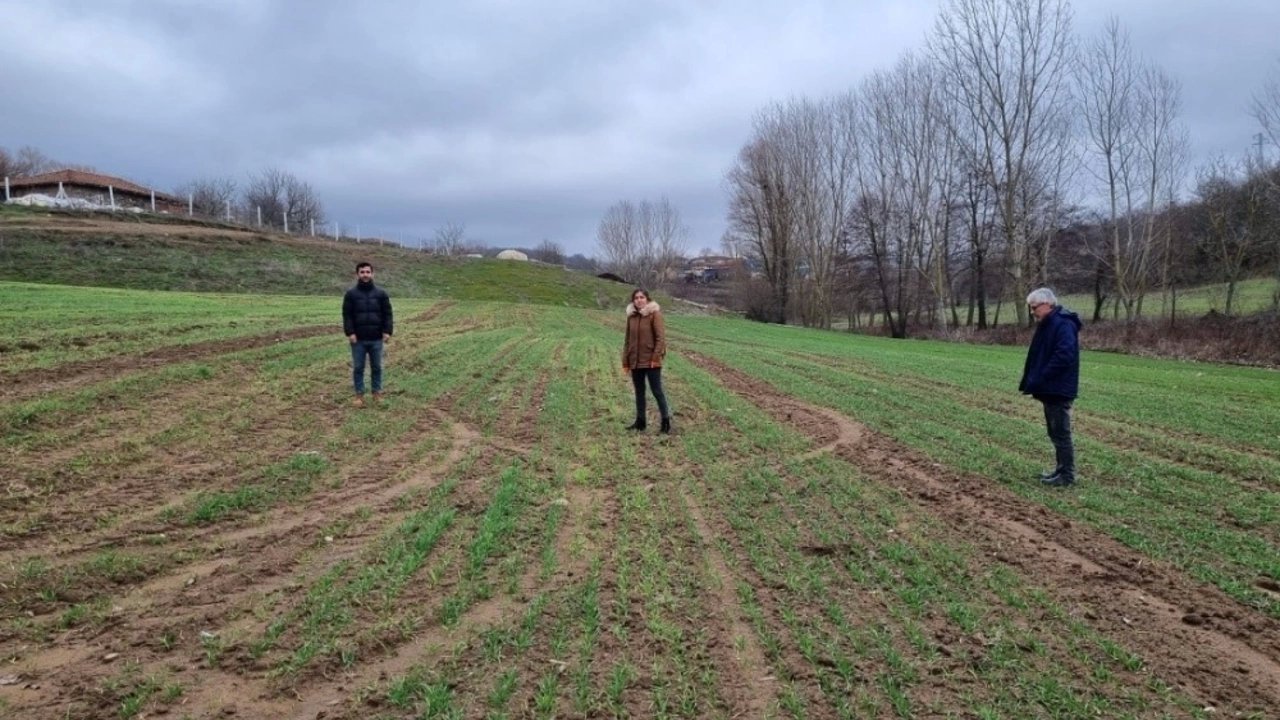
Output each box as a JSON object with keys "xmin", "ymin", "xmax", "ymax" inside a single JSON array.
[
  {"xmin": 626, "ymin": 420, "xmax": 646, "ymax": 431},
  {"xmin": 660, "ymin": 417, "xmax": 671, "ymax": 434},
  {"xmin": 1039, "ymin": 468, "xmax": 1060, "ymax": 480},
  {"xmin": 1041, "ymin": 474, "xmax": 1075, "ymax": 487}
]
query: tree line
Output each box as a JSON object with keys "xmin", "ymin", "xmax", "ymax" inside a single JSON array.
[
  {"xmin": 175, "ymin": 169, "xmax": 325, "ymax": 232},
  {"xmin": 716, "ymin": 0, "xmax": 1280, "ymax": 335}
]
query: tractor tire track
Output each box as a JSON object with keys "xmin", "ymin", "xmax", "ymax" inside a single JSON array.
[{"xmin": 1, "ymin": 324, "xmax": 337, "ymax": 403}]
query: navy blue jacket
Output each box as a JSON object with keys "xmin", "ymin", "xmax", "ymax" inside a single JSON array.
[
  {"xmin": 1019, "ymin": 306, "xmax": 1081, "ymax": 400},
  {"xmin": 342, "ymin": 282, "xmax": 394, "ymax": 341}
]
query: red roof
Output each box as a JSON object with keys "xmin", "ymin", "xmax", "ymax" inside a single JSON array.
[{"xmin": 8, "ymin": 169, "xmax": 178, "ymax": 201}]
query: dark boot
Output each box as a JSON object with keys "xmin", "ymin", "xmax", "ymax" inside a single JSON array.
[
  {"xmin": 626, "ymin": 418, "xmax": 646, "ymax": 431},
  {"xmin": 1041, "ymin": 473, "xmax": 1075, "ymax": 487},
  {"xmin": 660, "ymin": 417, "xmax": 671, "ymax": 434}
]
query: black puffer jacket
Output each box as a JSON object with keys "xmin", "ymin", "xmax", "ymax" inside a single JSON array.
[{"xmin": 342, "ymin": 282, "xmax": 394, "ymax": 341}]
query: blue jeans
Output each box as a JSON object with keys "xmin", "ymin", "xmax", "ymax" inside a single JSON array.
[
  {"xmin": 351, "ymin": 340, "xmax": 383, "ymax": 394},
  {"xmin": 1042, "ymin": 399, "xmax": 1075, "ymax": 480}
]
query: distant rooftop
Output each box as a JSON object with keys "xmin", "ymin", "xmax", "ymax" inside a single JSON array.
[{"xmin": 8, "ymin": 168, "xmax": 178, "ymax": 201}]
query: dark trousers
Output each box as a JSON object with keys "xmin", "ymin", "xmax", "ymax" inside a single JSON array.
[
  {"xmin": 1041, "ymin": 398, "xmax": 1075, "ymax": 479},
  {"xmin": 631, "ymin": 368, "xmax": 670, "ymax": 422}
]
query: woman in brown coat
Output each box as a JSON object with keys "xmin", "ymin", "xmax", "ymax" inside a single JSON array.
[{"xmin": 621, "ymin": 288, "xmax": 671, "ymax": 434}]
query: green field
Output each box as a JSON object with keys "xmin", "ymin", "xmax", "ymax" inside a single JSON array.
[
  {"xmin": 1058, "ymin": 277, "xmax": 1279, "ymax": 318},
  {"xmin": 1, "ymin": 282, "xmax": 1278, "ymax": 719}
]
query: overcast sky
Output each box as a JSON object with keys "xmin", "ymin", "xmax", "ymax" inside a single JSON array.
[{"xmin": 3, "ymin": 0, "xmax": 1278, "ymax": 255}]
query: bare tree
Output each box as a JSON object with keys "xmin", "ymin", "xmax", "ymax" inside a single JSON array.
[
  {"xmin": 175, "ymin": 177, "xmax": 237, "ymax": 218},
  {"xmin": 243, "ymin": 168, "xmax": 325, "ymax": 231},
  {"xmin": 790, "ymin": 95, "xmax": 859, "ymax": 329},
  {"xmin": 282, "ymin": 175, "xmax": 325, "ymax": 231},
  {"xmin": 650, "ymin": 197, "xmax": 691, "ymax": 284},
  {"xmin": 1248, "ymin": 59, "xmax": 1280, "ymax": 299},
  {"xmin": 432, "ymin": 221, "xmax": 468, "ymax": 255},
  {"xmin": 847, "ymin": 57, "xmax": 945, "ymax": 338},
  {"xmin": 1252, "ymin": 58, "xmax": 1280, "ymax": 153},
  {"xmin": 0, "ymin": 145, "xmax": 57, "ymax": 179},
  {"xmin": 1078, "ymin": 17, "xmax": 1139, "ymax": 318},
  {"xmin": 1196, "ymin": 156, "xmax": 1270, "ymax": 316},
  {"xmin": 597, "ymin": 200, "xmax": 641, "ymax": 283},
  {"xmin": 531, "ymin": 238, "xmax": 565, "ymax": 264},
  {"xmin": 1132, "ymin": 64, "xmax": 1188, "ymax": 317},
  {"xmin": 932, "ymin": 0, "xmax": 1076, "ymax": 325},
  {"xmin": 244, "ymin": 169, "xmax": 288, "ymax": 227},
  {"xmin": 596, "ymin": 198, "xmax": 689, "ymax": 288},
  {"xmin": 725, "ymin": 117, "xmax": 797, "ymax": 324},
  {"xmin": 1076, "ymin": 18, "xmax": 1186, "ymax": 320}
]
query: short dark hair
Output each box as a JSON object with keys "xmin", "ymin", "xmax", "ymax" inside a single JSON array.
[
  {"xmin": 356, "ymin": 262, "xmax": 372, "ymax": 272},
  {"xmin": 630, "ymin": 287, "xmax": 650, "ymax": 302}
]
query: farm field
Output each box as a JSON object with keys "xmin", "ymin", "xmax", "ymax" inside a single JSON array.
[
  {"xmin": 1, "ymin": 283, "xmax": 1278, "ymax": 719},
  {"xmin": 1057, "ymin": 277, "xmax": 1279, "ymax": 320}
]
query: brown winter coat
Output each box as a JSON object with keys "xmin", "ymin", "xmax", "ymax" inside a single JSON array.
[{"xmin": 621, "ymin": 302, "xmax": 666, "ymax": 370}]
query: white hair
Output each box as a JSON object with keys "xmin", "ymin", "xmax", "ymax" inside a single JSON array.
[{"xmin": 1026, "ymin": 287, "xmax": 1058, "ymax": 306}]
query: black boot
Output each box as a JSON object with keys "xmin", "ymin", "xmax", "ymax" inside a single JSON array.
[
  {"xmin": 626, "ymin": 418, "xmax": 646, "ymax": 431},
  {"xmin": 660, "ymin": 417, "xmax": 671, "ymax": 434}
]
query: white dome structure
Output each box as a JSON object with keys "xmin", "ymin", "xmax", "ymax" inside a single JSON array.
[{"xmin": 496, "ymin": 249, "xmax": 529, "ymax": 261}]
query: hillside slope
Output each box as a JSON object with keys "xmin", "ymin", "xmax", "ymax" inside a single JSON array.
[{"xmin": 0, "ymin": 205, "xmax": 628, "ymax": 307}]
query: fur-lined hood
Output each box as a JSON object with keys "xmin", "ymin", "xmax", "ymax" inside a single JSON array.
[{"xmin": 625, "ymin": 301, "xmax": 661, "ymax": 317}]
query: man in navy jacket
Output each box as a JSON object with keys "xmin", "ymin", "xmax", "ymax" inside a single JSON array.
[
  {"xmin": 1019, "ymin": 288, "xmax": 1081, "ymax": 487},
  {"xmin": 342, "ymin": 262, "xmax": 394, "ymax": 407}
]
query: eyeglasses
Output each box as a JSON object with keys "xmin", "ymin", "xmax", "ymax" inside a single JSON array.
[{"xmin": 1028, "ymin": 303, "xmax": 1045, "ymax": 310}]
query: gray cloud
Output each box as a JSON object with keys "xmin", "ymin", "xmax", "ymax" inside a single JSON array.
[{"xmin": 2, "ymin": 1, "xmax": 1278, "ymax": 255}]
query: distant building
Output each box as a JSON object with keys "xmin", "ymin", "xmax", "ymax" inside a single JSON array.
[
  {"xmin": 683, "ymin": 255, "xmax": 748, "ymax": 283},
  {"xmin": 5, "ymin": 169, "xmax": 184, "ymax": 213}
]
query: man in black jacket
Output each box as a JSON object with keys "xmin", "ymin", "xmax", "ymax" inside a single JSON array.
[
  {"xmin": 1019, "ymin": 287, "xmax": 1081, "ymax": 487},
  {"xmin": 342, "ymin": 262, "xmax": 394, "ymax": 406}
]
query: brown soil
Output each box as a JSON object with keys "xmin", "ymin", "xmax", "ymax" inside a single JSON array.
[{"xmin": 687, "ymin": 350, "xmax": 1280, "ymax": 715}]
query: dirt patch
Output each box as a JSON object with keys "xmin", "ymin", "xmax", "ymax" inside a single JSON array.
[
  {"xmin": 688, "ymin": 350, "xmax": 1280, "ymax": 716},
  {"xmin": 409, "ymin": 301, "xmax": 455, "ymax": 324}
]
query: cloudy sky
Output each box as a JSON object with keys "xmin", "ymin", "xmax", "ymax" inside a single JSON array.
[{"xmin": 3, "ymin": 0, "xmax": 1278, "ymax": 255}]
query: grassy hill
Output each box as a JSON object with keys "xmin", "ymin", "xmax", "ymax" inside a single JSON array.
[{"xmin": 0, "ymin": 204, "xmax": 631, "ymax": 307}]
